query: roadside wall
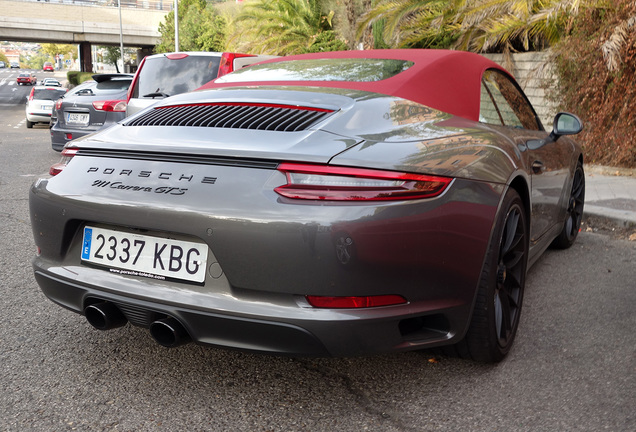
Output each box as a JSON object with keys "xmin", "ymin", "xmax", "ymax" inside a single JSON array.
[{"xmin": 484, "ymin": 51, "xmax": 558, "ymax": 129}]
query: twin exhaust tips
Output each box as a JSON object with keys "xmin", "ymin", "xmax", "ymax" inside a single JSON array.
[{"xmin": 84, "ymin": 301, "xmax": 191, "ymax": 348}]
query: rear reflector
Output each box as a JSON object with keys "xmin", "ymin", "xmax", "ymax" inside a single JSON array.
[
  {"xmin": 275, "ymin": 163, "xmax": 452, "ymax": 201},
  {"xmin": 306, "ymin": 295, "xmax": 407, "ymax": 309}
]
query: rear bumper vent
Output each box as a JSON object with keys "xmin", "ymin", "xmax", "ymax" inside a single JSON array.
[{"xmin": 124, "ymin": 102, "xmax": 334, "ymax": 132}]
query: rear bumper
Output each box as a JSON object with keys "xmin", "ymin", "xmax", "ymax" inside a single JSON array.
[
  {"xmin": 50, "ymin": 126, "xmax": 92, "ymax": 151},
  {"xmin": 33, "ymin": 266, "xmax": 468, "ymax": 357},
  {"xmin": 51, "ymin": 117, "xmax": 123, "ymax": 151},
  {"xmin": 26, "ymin": 113, "xmax": 52, "ymax": 123}
]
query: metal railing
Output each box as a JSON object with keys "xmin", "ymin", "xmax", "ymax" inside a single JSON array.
[{"xmin": 19, "ymin": 0, "xmax": 173, "ymax": 11}]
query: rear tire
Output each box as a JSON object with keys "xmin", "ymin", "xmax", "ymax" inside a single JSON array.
[
  {"xmin": 551, "ymin": 162, "xmax": 585, "ymax": 249},
  {"xmin": 26, "ymin": 120, "xmax": 33, "ymax": 128},
  {"xmin": 454, "ymin": 188, "xmax": 528, "ymax": 362}
]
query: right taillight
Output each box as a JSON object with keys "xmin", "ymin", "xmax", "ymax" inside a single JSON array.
[
  {"xmin": 274, "ymin": 163, "xmax": 452, "ymax": 201},
  {"xmin": 49, "ymin": 147, "xmax": 78, "ymax": 176},
  {"xmin": 218, "ymin": 53, "xmax": 254, "ymax": 77},
  {"xmin": 93, "ymin": 100, "xmax": 127, "ymax": 112}
]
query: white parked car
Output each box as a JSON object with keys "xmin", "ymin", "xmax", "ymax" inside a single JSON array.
[
  {"xmin": 42, "ymin": 78, "xmax": 62, "ymax": 87},
  {"xmin": 25, "ymin": 86, "xmax": 67, "ymax": 128}
]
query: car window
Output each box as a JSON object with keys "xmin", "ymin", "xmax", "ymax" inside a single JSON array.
[
  {"xmin": 33, "ymin": 88, "xmax": 67, "ymax": 100},
  {"xmin": 480, "ymin": 69, "xmax": 540, "ymax": 130},
  {"xmin": 215, "ymin": 58, "xmax": 415, "ymax": 83},
  {"xmin": 132, "ymin": 56, "xmax": 222, "ymax": 98},
  {"xmin": 95, "ymin": 79, "xmax": 132, "ymax": 92}
]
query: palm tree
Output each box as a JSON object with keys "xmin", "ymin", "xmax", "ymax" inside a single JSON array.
[
  {"xmin": 357, "ymin": 0, "xmax": 459, "ymax": 48},
  {"xmin": 358, "ymin": 0, "xmax": 612, "ymax": 53},
  {"xmin": 231, "ymin": 0, "xmax": 337, "ymax": 55}
]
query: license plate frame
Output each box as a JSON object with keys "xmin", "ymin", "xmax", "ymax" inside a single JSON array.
[
  {"xmin": 66, "ymin": 112, "xmax": 89, "ymax": 125},
  {"xmin": 81, "ymin": 226, "xmax": 208, "ymax": 284}
]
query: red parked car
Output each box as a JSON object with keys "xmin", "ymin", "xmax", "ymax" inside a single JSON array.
[
  {"xmin": 17, "ymin": 73, "xmax": 37, "ymax": 85},
  {"xmin": 43, "ymin": 62, "xmax": 54, "ymax": 72}
]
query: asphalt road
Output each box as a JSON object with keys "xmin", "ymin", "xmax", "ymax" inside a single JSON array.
[{"xmin": 0, "ymin": 97, "xmax": 634, "ymax": 431}]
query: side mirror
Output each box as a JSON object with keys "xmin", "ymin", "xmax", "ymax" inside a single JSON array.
[{"xmin": 549, "ymin": 112, "xmax": 583, "ymax": 141}]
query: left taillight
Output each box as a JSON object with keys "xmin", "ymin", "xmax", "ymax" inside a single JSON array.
[
  {"xmin": 274, "ymin": 163, "xmax": 452, "ymax": 201},
  {"xmin": 49, "ymin": 147, "xmax": 78, "ymax": 176},
  {"xmin": 92, "ymin": 100, "xmax": 127, "ymax": 112}
]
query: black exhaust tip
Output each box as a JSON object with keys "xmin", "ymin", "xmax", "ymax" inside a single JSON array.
[
  {"xmin": 149, "ymin": 317, "xmax": 191, "ymax": 348},
  {"xmin": 84, "ymin": 302, "xmax": 127, "ymax": 330}
]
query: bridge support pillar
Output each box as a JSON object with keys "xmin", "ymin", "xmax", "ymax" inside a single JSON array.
[
  {"xmin": 136, "ymin": 47, "xmax": 154, "ymax": 65},
  {"xmin": 79, "ymin": 42, "xmax": 93, "ymax": 73}
]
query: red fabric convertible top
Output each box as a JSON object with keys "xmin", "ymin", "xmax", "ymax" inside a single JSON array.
[{"xmin": 199, "ymin": 49, "xmax": 512, "ymax": 122}]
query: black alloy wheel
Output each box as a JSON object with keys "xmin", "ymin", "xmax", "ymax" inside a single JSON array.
[
  {"xmin": 552, "ymin": 162, "xmax": 585, "ymax": 249},
  {"xmin": 493, "ymin": 201, "xmax": 526, "ymax": 349},
  {"xmin": 452, "ymin": 188, "xmax": 528, "ymax": 363}
]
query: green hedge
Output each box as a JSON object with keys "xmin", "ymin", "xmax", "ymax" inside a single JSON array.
[{"xmin": 66, "ymin": 71, "xmax": 95, "ymax": 86}]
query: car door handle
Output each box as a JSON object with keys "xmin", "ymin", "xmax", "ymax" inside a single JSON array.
[{"xmin": 532, "ymin": 160, "xmax": 545, "ymax": 174}]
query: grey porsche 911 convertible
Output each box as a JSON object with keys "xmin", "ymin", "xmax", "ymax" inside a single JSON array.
[{"xmin": 30, "ymin": 49, "xmax": 584, "ymax": 362}]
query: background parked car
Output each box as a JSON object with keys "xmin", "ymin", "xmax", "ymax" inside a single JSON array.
[
  {"xmin": 10, "ymin": 62, "xmax": 19, "ymax": 68},
  {"xmin": 125, "ymin": 52, "xmax": 277, "ymax": 117},
  {"xmin": 43, "ymin": 61, "xmax": 54, "ymax": 72},
  {"xmin": 17, "ymin": 72, "xmax": 37, "ymax": 85},
  {"xmin": 50, "ymin": 73, "xmax": 132, "ymax": 151},
  {"xmin": 25, "ymin": 86, "xmax": 67, "ymax": 128},
  {"xmin": 42, "ymin": 78, "xmax": 62, "ymax": 87},
  {"xmin": 0, "ymin": 61, "xmax": 5, "ymax": 68}
]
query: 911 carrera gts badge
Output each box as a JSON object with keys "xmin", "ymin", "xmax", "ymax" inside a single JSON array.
[{"xmin": 91, "ymin": 180, "xmax": 187, "ymax": 195}]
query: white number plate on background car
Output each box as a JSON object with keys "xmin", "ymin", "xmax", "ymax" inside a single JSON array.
[
  {"xmin": 66, "ymin": 113, "xmax": 89, "ymax": 125},
  {"xmin": 81, "ymin": 226, "xmax": 208, "ymax": 284}
]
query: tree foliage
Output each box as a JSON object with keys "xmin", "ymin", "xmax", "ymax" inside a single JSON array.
[
  {"xmin": 40, "ymin": 43, "xmax": 76, "ymax": 61},
  {"xmin": 155, "ymin": 0, "xmax": 227, "ymax": 53},
  {"xmin": 553, "ymin": 0, "xmax": 636, "ymax": 167},
  {"xmin": 100, "ymin": 46, "xmax": 137, "ymax": 73},
  {"xmin": 357, "ymin": 1, "xmax": 612, "ymax": 53},
  {"xmin": 230, "ymin": 0, "xmax": 345, "ymax": 55}
]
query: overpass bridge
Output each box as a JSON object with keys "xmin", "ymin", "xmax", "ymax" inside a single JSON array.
[{"xmin": 0, "ymin": 0, "xmax": 171, "ymax": 71}]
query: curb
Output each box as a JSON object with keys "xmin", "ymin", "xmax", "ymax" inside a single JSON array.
[
  {"xmin": 583, "ymin": 207, "xmax": 636, "ymax": 229},
  {"xmin": 586, "ymin": 165, "xmax": 636, "ymax": 177}
]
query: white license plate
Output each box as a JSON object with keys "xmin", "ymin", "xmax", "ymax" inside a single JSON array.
[
  {"xmin": 41, "ymin": 104, "xmax": 53, "ymax": 111},
  {"xmin": 81, "ymin": 226, "xmax": 208, "ymax": 284},
  {"xmin": 66, "ymin": 112, "xmax": 89, "ymax": 125}
]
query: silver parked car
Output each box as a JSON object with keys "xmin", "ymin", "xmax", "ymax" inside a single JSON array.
[
  {"xmin": 125, "ymin": 51, "xmax": 277, "ymax": 117},
  {"xmin": 31, "ymin": 50, "xmax": 584, "ymax": 363}
]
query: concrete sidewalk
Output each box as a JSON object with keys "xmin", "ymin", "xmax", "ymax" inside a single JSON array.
[{"xmin": 584, "ymin": 166, "xmax": 636, "ymax": 229}]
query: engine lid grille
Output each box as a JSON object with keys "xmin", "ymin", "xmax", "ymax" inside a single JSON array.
[{"xmin": 124, "ymin": 102, "xmax": 334, "ymax": 132}]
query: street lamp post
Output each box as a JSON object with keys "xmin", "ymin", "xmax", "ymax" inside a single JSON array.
[
  {"xmin": 118, "ymin": 0, "xmax": 125, "ymax": 72},
  {"xmin": 174, "ymin": 0, "xmax": 179, "ymax": 52}
]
